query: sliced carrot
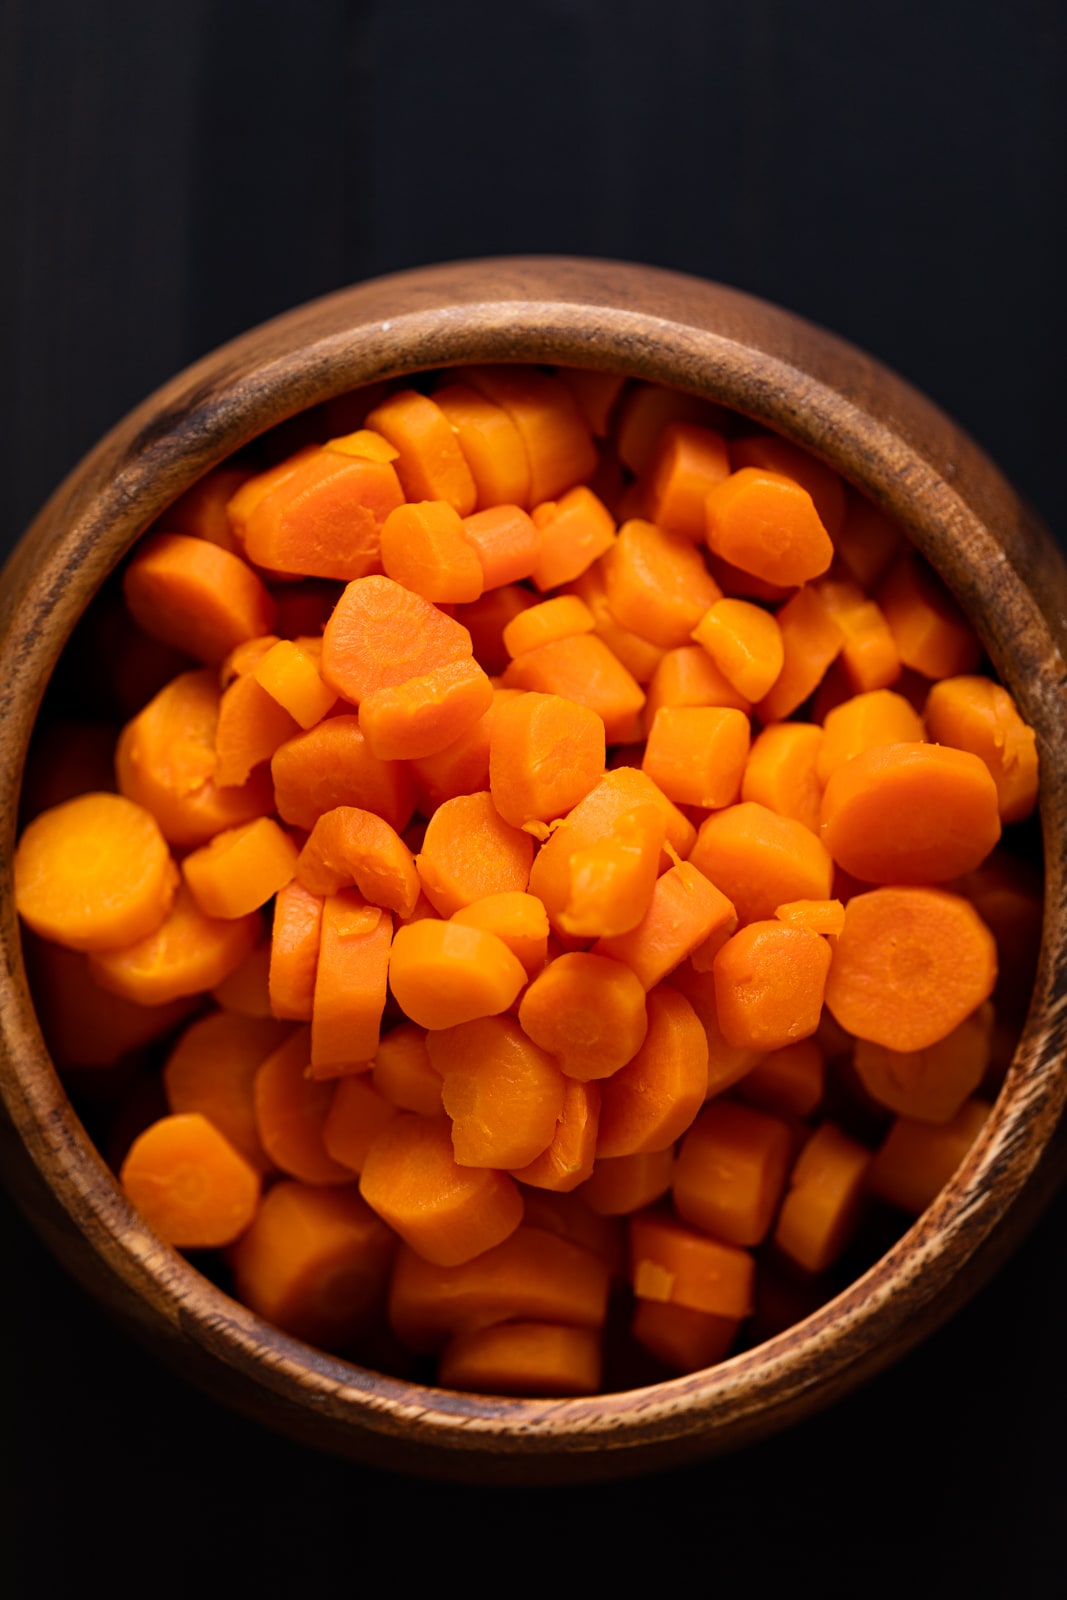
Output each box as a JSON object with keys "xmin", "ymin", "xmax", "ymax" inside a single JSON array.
[
  {"xmin": 729, "ymin": 433, "xmax": 847, "ymax": 538},
  {"xmin": 379, "ymin": 500, "xmax": 485, "ymax": 604},
  {"xmin": 603, "ymin": 519, "xmax": 722, "ymax": 649},
  {"xmin": 667, "ymin": 961, "xmax": 767, "ymax": 1097},
  {"xmin": 319, "ymin": 574, "xmax": 474, "ymax": 705},
  {"xmin": 388, "ymin": 918, "xmax": 527, "ymax": 1030},
  {"xmin": 296, "ymin": 806, "xmax": 419, "ymax": 917},
  {"xmin": 643, "ymin": 644, "xmax": 751, "ymax": 736},
  {"xmin": 239, "ymin": 448, "xmax": 405, "ymax": 579},
  {"xmin": 416, "ymin": 789, "xmax": 534, "ymax": 916},
  {"xmin": 564, "ymin": 562, "xmax": 667, "ymax": 684},
  {"xmin": 224, "ymin": 444, "xmax": 319, "ymax": 545},
  {"xmin": 119, "ymin": 1112, "xmax": 260, "ymax": 1249},
  {"xmin": 852, "ymin": 1000, "xmax": 994, "ymax": 1124},
  {"xmin": 459, "ymin": 505, "xmax": 541, "ymax": 588},
  {"xmin": 452, "ymin": 585, "xmax": 536, "ymax": 676},
  {"xmin": 593, "ymin": 859, "xmax": 738, "ymax": 990},
  {"xmin": 773, "ymin": 1122, "xmax": 872, "ymax": 1274},
  {"xmin": 517, "ymin": 951, "xmax": 648, "ymax": 1081},
  {"xmin": 501, "ymin": 594, "xmax": 596, "ymax": 659},
  {"xmin": 365, "ymin": 388, "xmax": 477, "ymax": 515},
  {"xmin": 433, "ymin": 383, "xmax": 530, "ymax": 508},
  {"xmin": 596, "ymin": 985, "xmax": 708, "ymax": 1157},
  {"xmin": 89, "ymin": 884, "xmax": 262, "ymax": 1006},
  {"xmin": 529, "ymin": 486, "xmax": 617, "ymax": 591},
  {"xmin": 641, "ymin": 704, "xmax": 751, "ymax": 810},
  {"xmin": 876, "ymin": 552, "xmax": 983, "ymax": 679},
  {"xmin": 437, "ymin": 1320, "xmax": 602, "ymax": 1397},
  {"xmin": 251, "ymin": 638, "xmax": 336, "ymax": 730},
  {"xmin": 867, "ymin": 1098, "xmax": 992, "ymax": 1215},
  {"xmin": 450, "ymin": 891, "xmax": 550, "ymax": 976},
  {"xmin": 774, "ymin": 898, "xmax": 846, "ymax": 936},
  {"xmin": 271, "ymin": 713, "xmax": 416, "ymax": 835},
  {"xmin": 123, "ymin": 533, "xmax": 277, "ymax": 664},
  {"xmin": 323, "ymin": 427, "xmax": 399, "ymax": 463},
  {"xmin": 957, "ymin": 850, "xmax": 1043, "ymax": 1023},
  {"xmin": 639, "ymin": 421, "xmax": 731, "ymax": 540},
  {"xmin": 268, "ymin": 879, "xmax": 323, "ymax": 1021},
  {"xmin": 310, "ymin": 893, "xmax": 393, "ymax": 1076},
  {"xmin": 582, "ymin": 1147, "xmax": 675, "ymax": 1217},
  {"xmin": 211, "ymin": 938, "xmax": 274, "ymax": 1017},
  {"xmin": 213, "ymin": 671, "xmax": 300, "ymax": 788},
  {"xmin": 631, "ymin": 1298, "xmax": 739, "ymax": 1374},
  {"xmin": 219, "ymin": 633, "xmax": 283, "ymax": 688},
  {"xmin": 833, "ymin": 489, "xmax": 905, "ymax": 590},
  {"xmin": 816, "ymin": 688, "xmax": 924, "ymax": 783},
  {"xmin": 614, "ymin": 383, "xmax": 730, "ymax": 477},
  {"xmin": 736, "ymin": 1037, "xmax": 826, "ymax": 1120},
  {"xmin": 429, "ymin": 1013, "xmax": 567, "ymax": 1168},
  {"xmin": 712, "ymin": 920, "xmax": 832, "ymax": 1051},
  {"xmin": 162, "ymin": 1010, "xmax": 290, "ymax": 1175},
  {"xmin": 554, "ymin": 803, "xmax": 665, "ymax": 940},
  {"xmin": 358, "ymin": 1111, "xmax": 524, "ymax": 1266},
  {"xmin": 923, "ymin": 674, "xmax": 1039, "ymax": 824},
  {"xmin": 815, "ymin": 575, "xmax": 901, "ymax": 694},
  {"xmin": 509, "ymin": 1078, "xmax": 601, "ymax": 1192},
  {"xmin": 489, "ymin": 691, "xmax": 605, "ymax": 828},
  {"xmin": 182, "ymin": 816, "xmax": 297, "ymax": 920},
  {"xmin": 361, "ymin": 657, "xmax": 496, "ymax": 766},
  {"xmin": 454, "ymin": 365, "xmax": 598, "ymax": 504},
  {"xmin": 705, "ymin": 469, "xmax": 834, "ymax": 588},
  {"xmin": 501, "ymin": 631, "xmax": 646, "ymax": 745},
  {"xmin": 755, "ymin": 584, "xmax": 844, "ymax": 722},
  {"xmin": 629, "ymin": 1211, "xmax": 755, "ymax": 1319},
  {"xmin": 253, "ymin": 1025, "xmax": 354, "ymax": 1184},
  {"xmin": 321, "ymin": 1073, "xmax": 399, "ymax": 1171},
  {"xmin": 371, "ymin": 1022, "xmax": 442, "ymax": 1117},
  {"xmin": 689, "ymin": 800, "xmax": 834, "ymax": 926},
  {"xmin": 673, "ymin": 1099, "xmax": 795, "ymax": 1247},
  {"xmin": 691, "ymin": 597, "xmax": 785, "ymax": 703},
  {"xmin": 741, "ymin": 721, "xmax": 825, "ymax": 835}
]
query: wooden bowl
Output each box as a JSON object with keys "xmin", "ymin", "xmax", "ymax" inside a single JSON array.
[{"xmin": 2, "ymin": 257, "xmax": 1066, "ymax": 1484}]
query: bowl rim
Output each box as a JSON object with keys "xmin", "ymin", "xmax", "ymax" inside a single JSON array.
[{"xmin": 2, "ymin": 255, "xmax": 1066, "ymax": 1481}]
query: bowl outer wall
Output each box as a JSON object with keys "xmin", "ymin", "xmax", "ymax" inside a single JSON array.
[{"xmin": 1, "ymin": 256, "xmax": 1066, "ymax": 1483}]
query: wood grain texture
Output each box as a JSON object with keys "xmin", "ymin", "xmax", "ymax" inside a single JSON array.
[{"xmin": 1, "ymin": 257, "xmax": 1066, "ymax": 1483}]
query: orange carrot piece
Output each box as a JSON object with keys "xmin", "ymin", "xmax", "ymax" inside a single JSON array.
[
  {"xmin": 451, "ymin": 585, "xmax": 535, "ymax": 676},
  {"xmin": 713, "ymin": 920, "xmax": 832, "ymax": 1051},
  {"xmin": 319, "ymin": 574, "xmax": 474, "ymax": 704},
  {"xmin": 565, "ymin": 562, "xmax": 667, "ymax": 684},
  {"xmin": 365, "ymin": 388, "xmax": 477, "ymax": 515},
  {"xmin": 603, "ymin": 519, "xmax": 722, "ymax": 649},
  {"xmin": 614, "ymin": 383, "xmax": 730, "ymax": 477},
  {"xmin": 741, "ymin": 721, "xmax": 826, "ymax": 835},
  {"xmin": 689, "ymin": 800, "xmax": 834, "ymax": 926},
  {"xmin": 529, "ymin": 486, "xmax": 617, "ymax": 591},
  {"xmin": 321, "ymin": 1072, "xmax": 399, "ymax": 1171},
  {"xmin": 704, "ymin": 469, "xmax": 834, "ymax": 588},
  {"xmin": 489, "ymin": 691, "xmax": 605, "ymax": 828},
  {"xmin": 437, "ymin": 1320, "xmax": 602, "ymax": 1397},
  {"xmin": 416, "ymin": 789, "xmax": 534, "ymax": 916},
  {"xmin": 666, "ymin": 961, "xmax": 768, "ymax": 1097},
  {"xmin": 296, "ymin": 806, "xmax": 419, "ymax": 916},
  {"xmin": 14, "ymin": 791, "xmax": 178, "ymax": 953},
  {"xmin": 876, "ymin": 552, "xmax": 983, "ymax": 679},
  {"xmin": 924, "ymin": 674, "xmax": 1039, "ymax": 824},
  {"xmin": 455, "ymin": 365, "xmax": 598, "ymax": 504},
  {"xmin": 460, "ymin": 504, "xmax": 541, "ymax": 588},
  {"xmin": 161, "ymin": 464, "xmax": 252, "ymax": 553},
  {"xmin": 517, "ymin": 951, "xmax": 649, "ymax": 1081},
  {"xmin": 224, "ymin": 444, "xmax": 318, "ymax": 546},
  {"xmin": 773, "ymin": 1122, "xmax": 872, "ymax": 1273},
  {"xmin": 372, "ymin": 1022, "xmax": 442, "ymax": 1116},
  {"xmin": 594, "ymin": 860, "xmax": 738, "ymax": 990},
  {"xmin": 122, "ymin": 533, "xmax": 277, "ymax": 664},
  {"xmin": 120, "ymin": 1111, "xmax": 260, "ymax": 1248},
  {"xmin": 214, "ymin": 671, "xmax": 300, "ymax": 787},
  {"xmin": 815, "ymin": 575, "xmax": 901, "ymax": 694},
  {"xmin": 554, "ymin": 804, "xmax": 665, "ymax": 940},
  {"xmin": 360, "ymin": 658, "xmax": 496, "ymax": 766},
  {"xmin": 433, "ymin": 383, "xmax": 531, "ymax": 509},
  {"xmin": 239, "ymin": 449, "xmax": 405, "ymax": 579},
  {"xmin": 251, "ymin": 638, "xmax": 336, "ymax": 730},
  {"xmin": 429, "ymin": 1014, "xmax": 567, "ymax": 1169},
  {"xmin": 509, "ymin": 1078, "xmax": 601, "ymax": 1193},
  {"xmin": 736, "ymin": 1037, "xmax": 826, "ymax": 1120},
  {"xmin": 450, "ymin": 891, "xmax": 550, "ymax": 976},
  {"xmin": 323, "ymin": 426, "xmax": 400, "ymax": 463},
  {"xmin": 673, "ymin": 1099, "xmax": 794, "ymax": 1246},
  {"xmin": 755, "ymin": 584, "xmax": 844, "ymax": 722},
  {"xmin": 182, "ymin": 816, "xmax": 297, "ymax": 920},
  {"xmin": 218, "ymin": 632, "xmax": 281, "ymax": 688},
  {"xmin": 379, "ymin": 499, "xmax": 485, "ymax": 604},
  {"xmin": 852, "ymin": 999, "xmax": 994, "ymax": 1123},
  {"xmin": 271, "ymin": 713, "xmax": 415, "ymax": 836},
  {"xmin": 359, "ymin": 1111, "xmax": 524, "ymax": 1266},
  {"xmin": 310, "ymin": 893, "xmax": 393, "ymax": 1076},
  {"xmin": 501, "ymin": 632, "xmax": 646, "ymax": 745},
  {"xmin": 253, "ymin": 1025, "xmax": 354, "ymax": 1183},
  {"xmin": 501, "ymin": 595, "xmax": 596, "ymax": 659},
  {"xmin": 641, "ymin": 704, "xmax": 751, "ymax": 810},
  {"xmin": 867, "ymin": 1098, "xmax": 992, "ymax": 1215},
  {"xmin": 89, "ymin": 884, "xmax": 261, "ymax": 1006},
  {"xmin": 775, "ymin": 898, "xmax": 846, "ymax": 936},
  {"xmin": 269, "ymin": 880, "xmax": 323, "ymax": 1021},
  {"xmin": 691, "ymin": 596, "xmax": 785, "ymax": 703},
  {"xmin": 388, "ymin": 918, "xmax": 528, "ymax": 1030},
  {"xmin": 824, "ymin": 886, "xmax": 998, "ymax": 1051},
  {"xmin": 629, "ymin": 1211, "xmax": 755, "ymax": 1318},
  {"xmin": 817, "ymin": 687, "xmax": 924, "ymax": 782},
  {"xmin": 556, "ymin": 367, "xmax": 626, "ymax": 437},
  {"xmin": 582, "ymin": 1147, "xmax": 675, "ymax": 1216},
  {"xmin": 833, "ymin": 489, "xmax": 905, "ymax": 590},
  {"xmin": 729, "ymin": 433, "xmax": 847, "ymax": 538},
  {"xmin": 631, "ymin": 1298, "xmax": 739, "ymax": 1373},
  {"xmin": 596, "ymin": 985, "xmax": 708, "ymax": 1157},
  {"xmin": 643, "ymin": 645, "xmax": 751, "ymax": 735},
  {"xmin": 639, "ymin": 421, "xmax": 731, "ymax": 540},
  {"xmin": 820, "ymin": 742, "xmax": 1002, "ymax": 884},
  {"xmin": 211, "ymin": 938, "xmax": 274, "ymax": 1016},
  {"xmin": 162, "ymin": 1010, "xmax": 289, "ymax": 1175},
  {"xmin": 116, "ymin": 668, "xmax": 275, "ymax": 847},
  {"xmin": 228, "ymin": 1178, "xmax": 395, "ymax": 1350}
]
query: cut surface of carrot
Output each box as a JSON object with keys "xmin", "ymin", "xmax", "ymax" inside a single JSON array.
[
  {"xmin": 596, "ymin": 986, "xmax": 709, "ymax": 1158},
  {"xmin": 430, "ymin": 1014, "xmax": 567, "ymax": 1169},
  {"xmin": 704, "ymin": 468, "xmax": 834, "ymax": 588},
  {"xmin": 365, "ymin": 388, "xmax": 478, "ymax": 515},
  {"xmin": 438, "ymin": 1320, "xmax": 602, "ymax": 1397},
  {"xmin": 296, "ymin": 806, "xmax": 419, "ymax": 916},
  {"xmin": 310, "ymin": 893, "xmax": 393, "ymax": 1076},
  {"xmin": 388, "ymin": 918, "xmax": 528, "ymax": 1030},
  {"xmin": 489, "ymin": 691, "xmax": 605, "ymax": 828},
  {"xmin": 120, "ymin": 1111, "xmax": 260, "ymax": 1249},
  {"xmin": 89, "ymin": 884, "xmax": 261, "ymax": 1006},
  {"xmin": 517, "ymin": 951, "xmax": 649, "ymax": 1081},
  {"xmin": 712, "ymin": 920, "xmax": 832, "ymax": 1051},
  {"xmin": 123, "ymin": 533, "xmax": 277, "ymax": 664},
  {"xmin": 689, "ymin": 800, "xmax": 834, "ymax": 927},
  {"xmin": 416, "ymin": 790, "xmax": 534, "ymax": 917},
  {"xmin": 239, "ymin": 449, "xmax": 405, "ymax": 579},
  {"xmin": 182, "ymin": 816, "xmax": 297, "ymax": 920},
  {"xmin": 629, "ymin": 1211, "xmax": 755, "ymax": 1319}
]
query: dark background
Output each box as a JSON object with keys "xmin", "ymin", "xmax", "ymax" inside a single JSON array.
[{"xmin": 2, "ymin": 2, "xmax": 1065, "ymax": 1591}]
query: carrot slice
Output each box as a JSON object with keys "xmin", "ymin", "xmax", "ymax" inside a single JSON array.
[
  {"xmin": 429, "ymin": 1014, "xmax": 567, "ymax": 1169},
  {"xmin": 379, "ymin": 500, "xmax": 485, "ymax": 604},
  {"xmin": 387, "ymin": 918, "xmax": 527, "ymax": 1030},
  {"xmin": 629, "ymin": 1211, "xmax": 755, "ymax": 1319},
  {"xmin": 876, "ymin": 552, "xmax": 982, "ymax": 679},
  {"xmin": 182, "ymin": 816, "xmax": 298, "ymax": 920},
  {"xmin": 596, "ymin": 986, "xmax": 708, "ymax": 1158},
  {"xmin": 833, "ymin": 490, "xmax": 905, "ymax": 590},
  {"xmin": 852, "ymin": 1000, "xmax": 994, "ymax": 1124},
  {"xmin": 631, "ymin": 1299, "xmax": 739, "ymax": 1373},
  {"xmin": 729, "ymin": 433, "xmax": 847, "ymax": 538},
  {"xmin": 434, "ymin": 383, "xmax": 531, "ymax": 509},
  {"xmin": 268, "ymin": 880, "xmax": 323, "ymax": 1021},
  {"xmin": 815, "ymin": 576, "xmax": 901, "ymax": 694},
  {"xmin": 816, "ymin": 688, "xmax": 924, "ymax": 783},
  {"xmin": 214, "ymin": 672, "xmax": 300, "ymax": 788},
  {"xmin": 614, "ymin": 383, "xmax": 730, "ymax": 477},
  {"xmin": 119, "ymin": 1112, "xmax": 260, "ymax": 1249},
  {"xmin": 691, "ymin": 597, "xmax": 785, "ymax": 703},
  {"xmin": 603, "ymin": 519, "xmax": 722, "ymax": 649},
  {"xmin": 416, "ymin": 789, "xmax": 534, "ymax": 916},
  {"xmin": 296, "ymin": 806, "xmax": 419, "ymax": 917},
  {"xmin": 640, "ymin": 421, "xmax": 731, "ymax": 540},
  {"xmin": 593, "ymin": 860, "xmax": 738, "ymax": 990},
  {"xmin": 741, "ymin": 721, "xmax": 825, "ymax": 836},
  {"xmin": 867, "ymin": 1097, "xmax": 992, "ymax": 1215},
  {"xmin": 489, "ymin": 691, "xmax": 605, "ymax": 829},
  {"xmin": 517, "ymin": 951, "xmax": 649, "ymax": 1081},
  {"xmin": 437, "ymin": 1320, "xmax": 602, "ymax": 1397},
  {"xmin": 704, "ymin": 469, "xmax": 834, "ymax": 588},
  {"xmin": 923, "ymin": 674, "xmax": 1039, "ymax": 824},
  {"xmin": 321, "ymin": 1073, "xmax": 399, "ymax": 1171},
  {"xmin": 365, "ymin": 388, "xmax": 477, "ymax": 515},
  {"xmin": 556, "ymin": 367, "xmax": 626, "ymax": 437},
  {"xmin": 712, "ymin": 920, "xmax": 832, "ymax": 1051},
  {"xmin": 271, "ymin": 714, "xmax": 416, "ymax": 835},
  {"xmin": 122, "ymin": 533, "xmax": 277, "ymax": 664},
  {"xmin": 509, "ymin": 1078, "xmax": 601, "ymax": 1193},
  {"xmin": 161, "ymin": 463, "xmax": 252, "ymax": 553},
  {"xmin": 554, "ymin": 803, "xmax": 665, "ymax": 940},
  {"xmin": 310, "ymin": 893, "xmax": 393, "ymax": 1076},
  {"xmin": 162, "ymin": 1010, "xmax": 290, "ymax": 1175},
  {"xmin": 239, "ymin": 449, "xmax": 405, "ymax": 579},
  {"xmin": 450, "ymin": 891, "xmax": 550, "ymax": 976},
  {"xmin": 251, "ymin": 638, "xmax": 336, "ymax": 730},
  {"xmin": 673, "ymin": 1100, "xmax": 795, "ymax": 1247},
  {"xmin": 253, "ymin": 1026, "xmax": 354, "ymax": 1184},
  {"xmin": 755, "ymin": 584, "xmax": 844, "ymax": 722},
  {"xmin": 454, "ymin": 365, "xmax": 598, "ymax": 504},
  {"xmin": 89, "ymin": 884, "xmax": 261, "ymax": 1006},
  {"xmin": 529, "ymin": 486, "xmax": 617, "ymax": 591},
  {"xmin": 319, "ymin": 575, "xmax": 474, "ymax": 705},
  {"xmin": 773, "ymin": 1122, "xmax": 872, "ymax": 1274},
  {"xmin": 371, "ymin": 1022, "xmax": 442, "ymax": 1117},
  {"xmin": 358, "ymin": 655, "xmax": 494, "ymax": 762},
  {"xmin": 689, "ymin": 800, "xmax": 834, "ymax": 926},
  {"xmin": 641, "ymin": 705, "xmax": 751, "ymax": 810},
  {"xmin": 565, "ymin": 562, "xmax": 667, "ymax": 685}
]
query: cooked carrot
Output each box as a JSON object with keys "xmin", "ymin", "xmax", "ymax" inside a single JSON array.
[
  {"xmin": 923, "ymin": 675, "xmax": 1039, "ymax": 823},
  {"xmin": 673, "ymin": 1099, "xmax": 795, "ymax": 1247},
  {"xmin": 122, "ymin": 533, "xmax": 277, "ymax": 664},
  {"xmin": 736, "ymin": 1037, "xmax": 826, "ymax": 1120},
  {"xmin": 239, "ymin": 449, "xmax": 405, "ymax": 579},
  {"xmin": 460, "ymin": 504, "xmax": 541, "ymax": 588},
  {"xmin": 773, "ymin": 1122, "xmax": 872, "ymax": 1274},
  {"xmin": 251, "ymin": 638, "xmax": 336, "ymax": 730},
  {"xmin": 741, "ymin": 721, "xmax": 825, "ymax": 835},
  {"xmin": 437, "ymin": 1320, "xmax": 602, "ymax": 1397},
  {"xmin": 362, "ymin": 655, "xmax": 496, "ymax": 765},
  {"xmin": 667, "ymin": 961, "xmax": 768, "ymax": 1097},
  {"xmin": 852, "ymin": 999, "xmax": 993, "ymax": 1124},
  {"xmin": 319, "ymin": 574, "xmax": 474, "ymax": 705},
  {"xmin": 162, "ymin": 1010, "xmax": 290, "ymax": 1175},
  {"xmin": 271, "ymin": 713, "xmax": 416, "ymax": 835},
  {"xmin": 631, "ymin": 1298, "xmax": 739, "ymax": 1374},
  {"xmin": 641, "ymin": 704, "xmax": 751, "ymax": 810},
  {"xmin": 450, "ymin": 891, "xmax": 550, "ymax": 976},
  {"xmin": 182, "ymin": 816, "xmax": 297, "ymax": 920},
  {"xmin": 820, "ymin": 742, "xmax": 1002, "ymax": 883},
  {"xmin": 358, "ymin": 1111, "xmax": 524, "ymax": 1266},
  {"xmin": 489, "ymin": 691, "xmax": 605, "ymax": 828},
  {"xmin": 629, "ymin": 1211, "xmax": 755, "ymax": 1319},
  {"xmin": 296, "ymin": 806, "xmax": 419, "ymax": 917},
  {"xmin": 614, "ymin": 383, "xmax": 730, "ymax": 477},
  {"xmin": 502, "ymin": 594, "xmax": 596, "ymax": 659},
  {"xmin": 14, "ymin": 791, "xmax": 178, "ymax": 953},
  {"xmin": 89, "ymin": 884, "xmax": 262, "ymax": 1006},
  {"xmin": 379, "ymin": 500, "xmax": 485, "ymax": 604},
  {"xmin": 253, "ymin": 1025, "xmax": 354, "ymax": 1184},
  {"xmin": 729, "ymin": 433, "xmax": 847, "ymax": 538},
  {"xmin": 225, "ymin": 444, "xmax": 318, "ymax": 547},
  {"xmin": 388, "ymin": 918, "xmax": 528, "ymax": 1030},
  {"xmin": 509, "ymin": 1078, "xmax": 601, "ymax": 1192},
  {"xmin": 713, "ymin": 920, "xmax": 832, "ymax": 1051},
  {"xmin": 596, "ymin": 985, "xmax": 708, "ymax": 1157},
  {"xmin": 876, "ymin": 552, "xmax": 983, "ymax": 679},
  {"xmin": 816, "ymin": 688, "xmax": 924, "ymax": 782},
  {"xmin": 371, "ymin": 1022, "xmax": 442, "ymax": 1116},
  {"xmin": 116, "ymin": 668, "xmax": 275, "ymax": 847},
  {"xmin": 517, "ymin": 951, "xmax": 648, "ymax": 1081},
  {"xmin": 387, "ymin": 1223, "xmax": 609, "ymax": 1353},
  {"xmin": 518, "ymin": 1190, "xmax": 624, "ymax": 1268},
  {"xmin": 556, "ymin": 367, "xmax": 626, "ymax": 437},
  {"xmin": 867, "ymin": 1097, "xmax": 992, "ymax": 1215},
  {"xmin": 774, "ymin": 898, "xmax": 846, "ymax": 936},
  {"xmin": 365, "ymin": 388, "xmax": 477, "ymax": 515},
  {"xmin": 433, "ymin": 383, "xmax": 531, "ymax": 508},
  {"xmin": 639, "ymin": 421, "xmax": 731, "ymax": 540},
  {"xmin": 603, "ymin": 518, "xmax": 723, "ymax": 649},
  {"xmin": 823, "ymin": 886, "xmax": 998, "ymax": 1051},
  {"xmin": 755, "ymin": 584, "xmax": 844, "ymax": 722},
  {"xmin": 691, "ymin": 597, "xmax": 785, "ymax": 703},
  {"xmin": 416, "ymin": 789, "xmax": 534, "ymax": 916},
  {"xmin": 582, "ymin": 1146, "xmax": 675, "ymax": 1217},
  {"xmin": 211, "ymin": 938, "xmax": 274, "ymax": 1017},
  {"xmin": 429, "ymin": 1013, "xmax": 567, "ymax": 1168},
  {"xmin": 833, "ymin": 489, "xmax": 905, "ymax": 590},
  {"xmin": 501, "ymin": 631, "xmax": 646, "ymax": 745},
  {"xmin": 321, "ymin": 1072, "xmax": 399, "ymax": 1171},
  {"xmin": 268, "ymin": 879, "xmax": 323, "ymax": 1021},
  {"xmin": 705, "ymin": 469, "xmax": 834, "ymax": 588},
  {"xmin": 815, "ymin": 575, "xmax": 901, "ymax": 694},
  {"xmin": 529, "ymin": 486, "xmax": 617, "ymax": 591},
  {"xmin": 214, "ymin": 671, "xmax": 301, "ymax": 788},
  {"xmin": 119, "ymin": 1111, "xmax": 260, "ymax": 1249},
  {"xmin": 594, "ymin": 860, "xmax": 738, "ymax": 990},
  {"xmin": 565, "ymin": 562, "xmax": 667, "ymax": 684},
  {"xmin": 310, "ymin": 893, "xmax": 393, "ymax": 1076},
  {"xmin": 642, "ymin": 645, "xmax": 751, "ymax": 742},
  {"xmin": 219, "ymin": 632, "xmax": 280, "ymax": 688},
  {"xmin": 323, "ymin": 426, "xmax": 400, "ymax": 463},
  {"xmin": 554, "ymin": 803, "xmax": 665, "ymax": 940},
  {"xmin": 454, "ymin": 365, "xmax": 598, "ymax": 504},
  {"xmin": 228, "ymin": 1178, "xmax": 396, "ymax": 1351},
  {"xmin": 161, "ymin": 464, "xmax": 253, "ymax": 554},
  {"xmin": 689, "ymin": 800, "xmax": 834, "ymax": 926}
]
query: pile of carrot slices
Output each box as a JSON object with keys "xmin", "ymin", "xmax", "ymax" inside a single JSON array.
[{"xmin": 14, "ymin": 364, "xmax": 1041, "ymax": 1398}]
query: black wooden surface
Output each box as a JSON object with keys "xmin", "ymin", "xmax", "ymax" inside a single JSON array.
[{"xmin": 3, "ymin": 2, "xmax": 1066, "ymax": 1590}]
